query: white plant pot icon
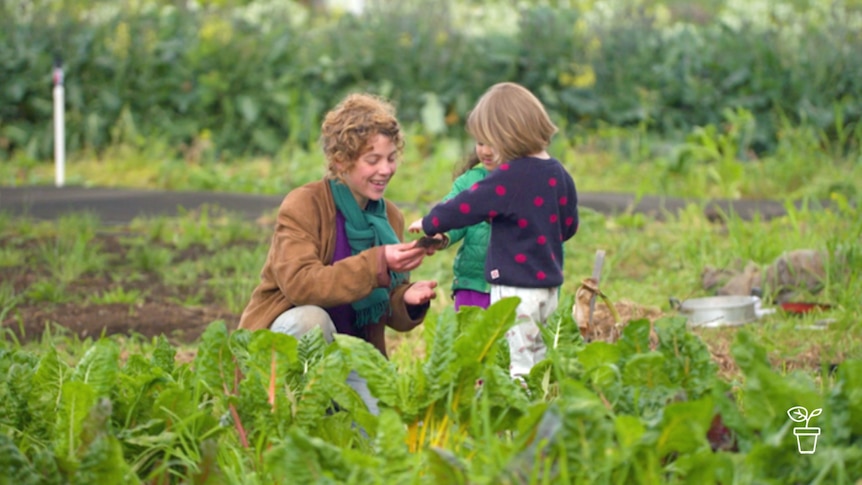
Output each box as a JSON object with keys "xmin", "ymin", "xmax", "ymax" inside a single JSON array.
[
  {"xmin": 787, "ymin": 406, "xmax": 822, "ymax": 454},
  {"xmin": 793, "ymin": 427, "xmax": 821, "ymax": 454}
]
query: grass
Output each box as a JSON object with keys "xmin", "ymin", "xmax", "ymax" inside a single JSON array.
[{"xmin": 91, "ymin": 287, "xmax": 144, "ymax": 305}]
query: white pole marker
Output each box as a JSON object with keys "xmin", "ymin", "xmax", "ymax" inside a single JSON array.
[{"xmin": 53, "ymin": 57, "xmax": 65, "ymax": 188}]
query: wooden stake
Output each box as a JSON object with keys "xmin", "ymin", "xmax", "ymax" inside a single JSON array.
[{"xmin": 588, "ymin": 250, "xmax": 606, "ymax": 328}]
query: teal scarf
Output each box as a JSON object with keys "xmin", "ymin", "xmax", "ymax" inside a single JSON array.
[{"xmin": 329, "ymin": 179, "xmax": 408, "ymax": 328}]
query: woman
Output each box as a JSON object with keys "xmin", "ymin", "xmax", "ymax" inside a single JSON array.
[{"xmin": 239, "ymin": 93, "xmax": 438, "ymax": 414}]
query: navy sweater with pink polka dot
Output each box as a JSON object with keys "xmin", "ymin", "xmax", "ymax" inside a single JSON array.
[{"xmin": 422, "ymin": 156, "xmax": 578, "ymax": 288}]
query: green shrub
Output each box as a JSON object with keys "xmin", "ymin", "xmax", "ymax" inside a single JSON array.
[{"xmin": 2, "ymin": 0, "xmax": 860, "ymax": 160}]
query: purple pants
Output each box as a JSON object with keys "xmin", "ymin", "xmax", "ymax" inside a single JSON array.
[{"xmin": 454, "ymin": 289, "xmax": 491, "ymax": 311}]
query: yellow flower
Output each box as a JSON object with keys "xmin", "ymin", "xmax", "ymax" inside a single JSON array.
[
  {"xmin": 559, "ymin": 63, "xmax": 596, "ymax": 89},
  {"xmin": 200, "ymin": 17, "xmax": 233, "ymax": 45},
  {"xmin": 399, "ymin": 32, "xmax": 412, "ymax": 47},
  {"xmin": 587, "ymin": 36, "xmax": 601, "ymax": 56},
  {"xmin": 572, "ymin": 64, "xmax": 596, "ymax": 89},
  {"xmin": 110, "ymin": 22, "xmax": 130, "ymax": 59}
]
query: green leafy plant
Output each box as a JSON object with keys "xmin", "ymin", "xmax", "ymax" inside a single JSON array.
[
  {"xmin": 0, "ymin": 247, "xmax": 24, "ymax": 268},
  {"xmin": 126, "ymin": 243, "xmax": 173, "ymax": 273},
  {"xmin": 90, "ymin": 287, "xmax": 143, "ymax": 306},
  {"xmin": 0, "ymin": 281, "xmax": 23, "ymax": 324},
  {"xmin": 3, "ymin": 0, "xmax": 861, "ymax": 162},
  {"xmin": 1, "ymin": 304, "xmax": 861, "ymax": 484},
  {"xmin": 25, "ymin": 280, "xmax": 70, "ymax": 304},
  {"xmin": 35, "ymin": 236, "xmax": 107, "ymax": 284}
]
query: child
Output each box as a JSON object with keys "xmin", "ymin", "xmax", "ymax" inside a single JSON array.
[
  {"xmin": 418, "ymin": 82, "xmax": 579, "ymax": 379},
  {"xmin": 409, "ymin": 143, "xmax": 500, "ymax": 310}
]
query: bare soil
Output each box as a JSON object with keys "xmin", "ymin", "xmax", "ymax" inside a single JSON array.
[{"xmin": 1, "ymin": 232, "xmax": 239, "ymax": 345}]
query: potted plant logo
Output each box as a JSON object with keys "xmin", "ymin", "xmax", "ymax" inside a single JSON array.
[{"xmin": 786, "ymin": 406, "xmax": 822, "ymax": 454}]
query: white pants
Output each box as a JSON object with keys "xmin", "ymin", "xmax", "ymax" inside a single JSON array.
[
  {"xmin": 270, "ymin": 305, "xmax": 379, "ymax": 416},
  {"xmin": 491, "ymin": 285, "xmax": 559, "ymax": 379}
]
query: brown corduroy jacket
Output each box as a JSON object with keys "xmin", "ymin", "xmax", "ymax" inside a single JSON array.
[{"xmin": 238, "ymin": 179, "xmax": 425, "ymax": 356}]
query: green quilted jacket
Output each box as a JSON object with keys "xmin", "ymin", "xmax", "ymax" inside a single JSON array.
[{"xmin": 443, "ymin": 166, "xmax": 491, "ymax": 295}]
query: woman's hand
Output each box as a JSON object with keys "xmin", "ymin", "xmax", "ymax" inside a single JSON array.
[
  {"xmin": 404, "ymin": 280, "xmax": 438, "ymax": 306},
  {"xmin": 407, "ymin": 218, "xmax": 424, "ymax": 233},
  {"xmin": 385, "ymin": 243, "xmax": 427, "ymax": 272}
]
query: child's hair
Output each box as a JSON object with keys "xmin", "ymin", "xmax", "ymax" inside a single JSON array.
[
  {"xmin": 320, "ymin": 93, "xmax": 405, "ymax": 180},
  {"xmin": 466, "ymin": 82, "xmax": 557, "ymax": 164},
  {"xmin": 453, "ymin": 150, "xmax": 480, "ymax": 179}
]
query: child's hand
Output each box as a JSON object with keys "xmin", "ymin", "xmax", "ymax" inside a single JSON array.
[
  {"xmin": 413, "ymin": 235, "xmax": 448, "ymax": 255},
  {"xmin": 407, "ymin": 218, "xmax": 424, "ymax": 233}
]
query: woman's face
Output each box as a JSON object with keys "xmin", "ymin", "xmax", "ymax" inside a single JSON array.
[
  {"xmin": 341, "ymin": 133, "xmax": 398, "ymax": 208},
  {"xmin": 475, "ymin": 142, "xmax": 499, "ymax": 171}
]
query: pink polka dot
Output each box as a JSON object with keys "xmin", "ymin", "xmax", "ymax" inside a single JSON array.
[
  {"xmin": 432, "ymin": 216, "xmax": 439, "ymax": 227},
  {"xmin": 565, "ymin": 217, "xmax": 574, "ymax": 226},
  {"xmin": 515, "ymin": 254, "xmax": 527, "ymax": 263},
  {"xmin": 495, "ymin": 185, "xmax": 506, "ymax": 196},
  {"xmin": 518, "ymin": 219, "xmax": 528, "ymax": 229},
  {"xmin": 560, "ymin": 196, "xmax": 568, "ymax": 205},
  {"xmin": 470, "ymin": 183, "xmax": 479, "ymax": 191},
  {"xmin": 537, "ymin": 235, "xmax": 547, "ymax": 245},
  {"xmin": 533, "ymin": 196, "xmax": 544, "ymax": 207},
  {"xmin": 488, "ymin": 210, "xmax": 498, "ymax": 219},
  {"xmin": 499, "ymin": 164, "xmax": 510, "ymax": 171},
  {"xmin": 460, "ymin": 203, "xmax": 470, "ymax": 214},
  {"xmin": 550, "ymin": 214, "xmax": 558, "ymax": 223},
  {"xmin": 548, "ymin": 178, "xmax": 557, "ymax": 187},
  {"xmin": 536, "ymin": 271, "xmax": 546, "ymax": 280}
]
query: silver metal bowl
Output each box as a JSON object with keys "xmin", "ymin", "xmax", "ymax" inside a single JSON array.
[{"xmin": 674, "ymin": 295, "xmax": 758, "ymax": 328}]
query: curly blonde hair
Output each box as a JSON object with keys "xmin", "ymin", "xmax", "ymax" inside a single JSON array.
[{"xmin": 320, "ymin": 93, "xmax": 405, "ymax": 180}]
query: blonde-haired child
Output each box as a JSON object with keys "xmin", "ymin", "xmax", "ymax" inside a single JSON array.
[{"xmin": 418, "ymin": 82, "xmax": 579, "ymax": 379}]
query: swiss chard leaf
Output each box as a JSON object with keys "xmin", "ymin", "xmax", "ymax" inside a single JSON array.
[
  {"xmin": 150, "ymin": 335, "xmax": 175, "ymax": 375},
  {"xmin": 374, "ymin": 409, "xmax": 418, "ymax": 479},
  {"xmin": 655, "ymin": 396, "xmax": 714, "ymax": 457},
  {"xmin": 54, "ymin": 380, "xmax": 97, "ymax": 463},
  {"xmin": 73, "ymin": 398, "xmax": 139, "ymax": 485},
  {"xmin": 654, "ymin": 316, "xmax": 718, "ymax": 399},
  {"xmin": 195, "ymin": 320, "xmax": 235, "ymax": 395},
  {"xmin": 70, "ymin": 340, "xmax": 119, "ymax": 398},
  {"xmin": 420, "ymin": 308, "xmax": 460, "ymax": 409},
  {"xmin": 294, "ymin": 351, "xmax": 350, "ymax": 432},
  {"xmin": 0, "ymin": 434, "xmax": 42, "ymax": 485},
  {"xmin": 830, "ymin": 360, "xmax": 862, "ymax": 438},
  {"xmin": 30, "ymin": 348, "xmax": 71, "ymax": 436},
  {"xmin": 732, "ymin": 331, "xmax": 822, "ymax": 435},
  {"xmin": 455, "ymin": 297, "xmax": 519, "ymax": 367},
  {"xmin": 335, "ymin": 334, "xmax": 398, "ymax": 409},
  {"xmin": 264, "ymin": 428, "xmax": 375, "ymax": 484}
]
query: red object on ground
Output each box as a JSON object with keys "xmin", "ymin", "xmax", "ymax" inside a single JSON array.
[{"xmin": 780, "ymin": 302, "xmax": 831, "ymax": 314}]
